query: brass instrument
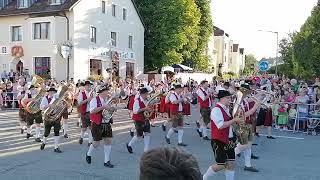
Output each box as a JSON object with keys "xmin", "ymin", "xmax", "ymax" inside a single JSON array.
[
  {"xmin": 43, "ymin": 85, "xmax": 73, "ymax": 122},
  {"xmin": 232, "ymin": 87, "xmax": 253, "ymax": 145},
  {"xmin": 101, "ymin": 93, "xmax": 120, "ymax": 123},
  {"xmin": 144, "ymin": 91, "xmax": 166, "ymax": 120},
  {"xmin": 25, "ymin": 75, "xmax": 46, "ymax": 114}
]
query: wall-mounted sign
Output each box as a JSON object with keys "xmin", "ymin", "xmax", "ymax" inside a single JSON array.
[
  {"xmin": 89, "ymin": 47, "xmax": 135, "ymax": 61},
  {"xmin": 11, "ymin": 46, "xmax": 24, "ymax": 58}
]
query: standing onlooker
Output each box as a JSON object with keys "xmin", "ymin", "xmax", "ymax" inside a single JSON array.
[
  {"xmin": 8, "ymin": 69, "xmax": 15, "ymax": 82},
  {"xmin": 1, "ymin": 70, "xmax": 8, "ymax": 82}
]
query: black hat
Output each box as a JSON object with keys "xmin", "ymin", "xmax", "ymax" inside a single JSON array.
[
  {"xmin": 173, "ymin": 84, "xmax": 182, "ymax": 89},
  {"xmin": 201, "ymin": 80, "xmax": 208, "ymax": 85},
  {"xmin": 241, "ymin": 83, "xmax": 250, "ymax": 90},
  {"xmin": 224, "ymin": 82, "xmax": 230, "ymax": 87},
  {"xmin": 84, "ymin": 80, "xmax": 93, "ymax": 86},
  {"xmin": 28, "ymin": 85, "xmax": 35, "ymax": 90},
  {"xmin": 97, "ymin": 85, "xmax": 110, "ymax": 93},
  {"xmin": 139, "ymin": 87, "xmax": 149, "ymax": 94},
  {"xmin": 47, "ymin": 87, "xmax": 57, "ymax": 92},
  {"xmin": 217, "ymin": 90, "xmax": 232, "ymax": 99},
  {"xmin": 80, "ymin": 82, "xmax": 85, "ymax": 87}
]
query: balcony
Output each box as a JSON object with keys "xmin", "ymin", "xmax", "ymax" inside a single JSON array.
[
  {"xmin": 16, "ymin": 0, "xmax": 38, "ymax": 8},
  {"xmin": 0, "ymin": 0, "xmax": 12, "ymax": 9}
]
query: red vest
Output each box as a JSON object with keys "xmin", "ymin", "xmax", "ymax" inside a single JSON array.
[
  {"xmin": 211, "ymin": 104, "xmax": 231, "ymax": 144},
  {"xmin": 198, "ymin": 88, "xmax": 210, "ymax": 108},
  {"xmin": 132, "ymin": 97, "xmax": 146, "ymax": 122},
  {"xmin": 18, "ymin": 91, "xmax": 25, "ymax": 109},
  {"xmin": 90, "ymin": 96, "xmax": 103, "ymax": 125},
  {"xmin": 170, "ymin": 93, "xmax": 182, "ymax": 115},
  {"xmin": 79, "ymin": 91, "xmax": 88, "ymax": 115},
  {"xmin": 46, "ymin": 96, "xmax": 52, "ymax": 104},
  {"xmin": 243, "ymin": 100, "xmax": 255, "ymax": 124}
]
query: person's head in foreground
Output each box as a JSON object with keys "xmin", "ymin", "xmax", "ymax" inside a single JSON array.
[{"xmin": 139, "ymin": 147, "xmax": 202, "ymax": 180}]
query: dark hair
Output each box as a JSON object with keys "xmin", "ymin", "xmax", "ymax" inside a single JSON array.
[{"xmin": 139, "ymin": 147, "xmax": 201, "ymax": 180}]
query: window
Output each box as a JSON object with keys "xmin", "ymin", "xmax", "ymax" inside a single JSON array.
[
  {"xmin": 17, "ymin": 0, "xmax": 28, "ymax": 8},
  {"xmin": 33, "ymin": 22, "xmax": 50, "ymax": 40},
  {"xmin": 11, "ymin": 26, "xmax": 22, "ymax": 41},
  {"xmin": 49, "ymin": 0, "xmax": 65, "ymax": 5},
  {"xmin": 126, "ymin": 62, "xmax": 134, "ymax": 78},
  {"xmin": 128, "ymin": 35, "xmax": 133, "ymax": 49},
  {"xmin": 34, "ymin": 57, "xmax": 50, "ymax": 76},
  {"xmin": 90, "ymin": 59, "xmax": 102, "ymax": 75},
  {"xmin": 123, "ymin": 8, "xmax": 127, "ymax": 20},
  {"xmin": 102, "ymin": 1, "xmax": 106, "ymax": 14},
  {"xmin": 90, "ymin": 26, "xmax": 96, "ymax": 43},
  {"xmin": 1, "ymin": 47, "xmax": 7, "ymax": 54},
  {"xmin": 111, "ymin": 32, "xmax": 116, "ymax": 46},
  {"xmin": 112, "ymin": 4, "xmax": 116, "ymax": 17}
]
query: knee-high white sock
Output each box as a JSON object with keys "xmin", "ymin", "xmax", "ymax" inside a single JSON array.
[
  {"xmin": 164, "ymin": 120, "xmax": 168, "ymax": 126},
  {"xmin": 166, "ymin": 128, "xmax": 175, "ymax": 139},
  {"xmin": 35, "ymin": 127, "xmax": 41, "ymax": 138},
  {"xmin": 128, "ymin": 135, "xmax": 138, "ymax": 147},
  {"xmin": 63, "ymin": 123, "xmax": 68, "ymax": 135},
  {"xmin": 87, "ymin": 144, "xmax": 95, "ymax": 156},
  {"xmin": 130, "ymin": 127, "xmax": 136, "ymax": 132},
  {"xmin": 203, "ymin": 166, "xmax": 216, "ymax": 180},
  {"xmin": 202, "ymin": 125, "xmax": 207, "ymax": 137},
  {"xmin": 198, "ymin": 126, "xmax": 203, "ymax": 132},
  {"xmin": 42, "ymin": 136, "xmax": 47, "ymax": 144},
  {"xmin": 225, "ymin": 170, "xmax": 235, "ymax": 180},
  {"xmin": 143, "ymin": 135, "xmax": 150, "ymax": 152},
  {"xmin": 87, "ymin": 129, "xmax": 93, "ymax": 143},
  {"xmin": 244, "ymin": 147, "xmax": 252, "ymax": 167},
  {"xmin": 54, "ymin": 136, "xmax": 59, "ymax": 149},
  {"xmin": 178, "ymin": 129, "xmax": 184, "ymax": 143},
  {"xmin": 104, "ymin": 145, "xmax": 112, "ymax": 163},
  {"xmin": 234, "ymin": 144, "xmax": 242, "ymax": 155},
  {"xmin": 26, "ymin": 127, "xmax": 31, "ymax": 134},
  {"xmin": 80, "ymin": 129, "xmax": 85, "ymax": 138}
]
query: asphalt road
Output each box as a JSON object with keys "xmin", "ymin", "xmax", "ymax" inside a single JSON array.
[{"xmin": 0, "ymin": 106, "xmax": 319, "ymax": 180}]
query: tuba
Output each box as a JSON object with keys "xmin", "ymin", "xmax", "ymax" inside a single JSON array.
[
  {"xmin": 231, "ymin": 87, "xmax": 253, "ymax": 145},
  {"xmin": 25, "ymin": 75, "xmax": 45, "ymax": 114},
  {"xmin": 43, "ymin": 85, "xmax": 72, "ymax": 122},
  {"xmin": 144, "ymin": 91, "xmax": 166, "ymax": 120},
  {"xmin": 101, "ymin": 93, "xmax": 120, "ymax": 123}
]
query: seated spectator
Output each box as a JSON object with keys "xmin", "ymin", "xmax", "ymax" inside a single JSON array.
[{"xmin": 139, "ymin": 147, "xmax": 201, "ymax": 180}]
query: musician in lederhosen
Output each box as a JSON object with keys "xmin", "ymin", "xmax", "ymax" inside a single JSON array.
[
  {"xmin": 21, "ymin": 84, "xmax": 43, "ymax": 141},
  {"xmin": 234, "ymin": 83, "xmax": 260, "ymax": 172},
  {"xmin": 126, "ymin": 87, "xmax": 152, "ymax": 153},
  {"xmin": 86, "ymin": 85, "xmax": 115, "ymax": 168},
  {"xmin": 40, "ymin": 87, "xmax": 64, "ymax": 153},
  {"xmin": 165, "ymin": 84, "xmax": 187, "ymax": 146},
  {"xmin": 161, "ymin": 86, "xmax": 174, "ymax": 132},
  {"xmin": 196, "ymin": 80, "xmax": 212, "ymax": 140},
  {"xmin": 17, "ymin": 84, "xmax": 27, "ymax": 134},
  {"xmin": 78, "ymin": 81, "xmax": 94, "ymax": 146},
  {"xmin": 203, "ymin": 90, "xmax": 241, "ymax": 180}
]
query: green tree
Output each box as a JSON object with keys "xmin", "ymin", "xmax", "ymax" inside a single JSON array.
[
  {"xmin": 188, "ymin": 0, "xmax": 213, "ymax": 70},
  {"xmin": 243, "ymin": 54, "xmax": 258, "ymax": 75},
  {"xmin": 135, "ymin": 0, "xmax": 201, "ymax": 71}
]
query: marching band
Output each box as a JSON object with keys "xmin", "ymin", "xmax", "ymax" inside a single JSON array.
[{"xmin": 14, "ymin": 74, "xmax": 279, "ymax": 179}]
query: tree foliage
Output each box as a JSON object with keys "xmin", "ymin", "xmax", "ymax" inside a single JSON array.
[
  {"xmin": 273, "ymin": 2, "xmax": 320, "ymax": 79},
  {"xmin": 189, "ymin": 0, "xmax": 213, "ymax": 71},
  {"xmin": 243, "ymin": 54, "xmax": 258, "ymax": 75},
  {"xmin": 135, "ymin": 0, "xmax": 201, "ymax": 71}
]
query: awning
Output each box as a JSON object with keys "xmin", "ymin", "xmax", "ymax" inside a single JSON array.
[
  {"xmin": 172, "ymin": 64, "xmax": 193, "ymax": 71},
  {"xmin": 161, "ymin": 66, "xmax": 175, "ymax": 73}
]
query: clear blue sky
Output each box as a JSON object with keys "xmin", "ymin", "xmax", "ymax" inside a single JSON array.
[{"xmin": 211, "ymin": 0, "xmax": 318, "ymax": 60}]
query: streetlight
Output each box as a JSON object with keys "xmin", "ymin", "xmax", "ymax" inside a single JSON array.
[
  {"xmin": 258, "ymin": 30, "xmax": 279, "ymax": 76},
  {"xmin": 61, "ymin": 44, "xmax": 72, "ymax": 81}
]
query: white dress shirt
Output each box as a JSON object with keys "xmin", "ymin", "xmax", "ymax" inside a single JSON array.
[
  {"xmin": 211, "ymin": 103, "xmax": 233, "ymax": 138},
  {"xmin": 77, "ymin": 90, "xmax": 90, "ymax": 112},
  {"xmin": 133, "ymin": 96, "xmax": 147, "ymax": 114},
  {"xmin": 40, "ymin": 95, "xmax": 53, "ymax": 111},
  {"xmin": 169, "ymin": 92, "xmax": 183, "ymax": 111},
  {"xmin": 89, "ymin": 95, "xmax": 106, "ymax": 113}
]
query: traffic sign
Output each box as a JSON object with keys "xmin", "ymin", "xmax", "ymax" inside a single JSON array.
[{"xmin": 259, "ymin": 61, "xmax": 269, "ymax": 72}]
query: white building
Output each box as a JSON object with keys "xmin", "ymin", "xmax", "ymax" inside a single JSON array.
[{"xmin": 0, "ymin": 0, "xmax": 145, "ymax": 81}]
